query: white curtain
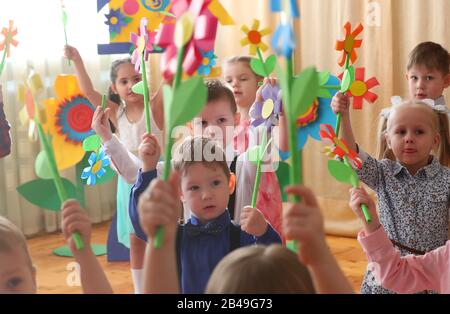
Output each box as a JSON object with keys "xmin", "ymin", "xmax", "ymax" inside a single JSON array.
[{"xmin": 0, "ymin": 0, "xmax": 123, "ymax": 236}]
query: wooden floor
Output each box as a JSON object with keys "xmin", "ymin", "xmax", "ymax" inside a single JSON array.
[{"xmin": 28, "ymin": 221, "xmax": 366, "ymax": 294}]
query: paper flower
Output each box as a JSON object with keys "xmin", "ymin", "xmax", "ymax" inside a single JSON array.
[
  {"xmin": 295, "ymin": 74, "xmax": 339, "ymax": 149},
  {"xmin": 154, "ymin": 0, "xmax": 219, "ymax": 80},
  {"xmin": 81, "ymin": 149, "xmax": 111, "ymax": 186},
  {"xmin": 42, "ymin": 75, "xmax": 95, "ymax": 170},
  {"xmin": 269, "ymin": 0, "xmax": 299, "ymax": 17},
  {"xmin": 271, "ymin": 22, "xmax": 295, "ymax": 58},
  {"xmin": 105, "ymin": 8, "xmax": 128, "ymax": 34},
  {"xmin": 339, "ymin": 67, "xmax": 379, "ymax": 109},
  {"xmin": 130, "ymin": 17, "xmax": 159, "ymax": 72},
  {"xmin": 335, "ymin": 22, "xmax": 363, "ymax": 67},
  {"xmin": 0, "ymin": 20, "xmax": 18, "ymax": 57},
  {"xmin": 197, "ymin": 49, "xmax": 216, "ymax": 76},
  {"xmin": 240, "ymin": 19, "xmax": 270, "ymax": 56},
  {"xmin": 250, "ymin": 84, "xmax": 282, "ymax": 131},
  {"xmin": 319, "ymin": 124, "xmax": 362, "ymax": 169}
]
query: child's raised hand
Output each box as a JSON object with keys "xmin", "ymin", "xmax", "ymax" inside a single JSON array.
[
  {"xmin": 138, "ymin": 171, "xmax": 181, "ymax": 245},
  {"xmin": 255, "ymin": 77, "xmax": 278, "ymax": 103},
  {"xmin": 138, "ymin": 133, "xmax": 161, "ymax": 172},
  {"xmin": 283, "ymin": 185, "xmax": 329, "ymax": 266},
  {"xmin": 64, "ymin": 45, "xmax": 81, "ymax": 63},
  {"xmin": 91, "ymin": 107, "xmax": 113, "ymax": 142},
  {"xmin": 61, "ymin": 200, "xmax": 92, "ymax": 253},
  {"xmin": 331, "ymin": 93, "xmax": 350, "ymax": 115},
  {"xmin": 349, "ymin": 187, "xmax": 380, "ymax": 234},
  {"xmin": 240, "ymin": 206, "xmax": 268, "ymax": 237}
]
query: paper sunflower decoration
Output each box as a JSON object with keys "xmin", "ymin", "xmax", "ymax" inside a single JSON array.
[
  {"xmin": 339, "ymin": 67, "xmax": 379, "ymax": 110},
  {"xmin": 240, "ymin": 19, "xmax": 270, "ymax": 56},
  {"xmin": 81, "ymin": 149, "xmax": 111, "ymax": 186},
  {"xmin": 42, "ymin": 75, "xmax": 95, "ymax": 170},
  {"xmin": 105, "ymin": 8, "xmax": 130, "ymax": 37},
  {"xmin": 335, "ymin": 22, "xmax": 363, "ymax": 67},
  {"xmin": 250, "ymin": 84, "xmax": 282, "ymax": 131},
  {"xmin": 0, "ymin": 20, "xmax": 18, "ymax": 75}
]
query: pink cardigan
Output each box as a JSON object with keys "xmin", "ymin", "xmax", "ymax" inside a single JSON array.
[{"xmin": 358, "ymin": 226, "xmax": 450, "ymax": 293}]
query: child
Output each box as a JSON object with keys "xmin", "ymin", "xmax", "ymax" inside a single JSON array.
[
  {"xmin": 331, "ymin": 97, "xmax": 450, "ymax": 294},
  {"xmin": 350, "ymin": 186, "xmax": 450, "ymax": 294},
  {"xmin": 0, "ymin": 84, "xmax": 11, "ymax": 158},
  {"xmin": 65, "ymin": 45, "xmax": 162, "ymax": 291},
  {"xmin": 140, "ymin": 182, "xmax": 353, "ymax": 294},
  {"xmin": 0, "ymin": 201, "xmax": 112, "ymax": 294},
  {"xmin": 138, "ymin": 136, "xmax": 281, "ymax": 294}
]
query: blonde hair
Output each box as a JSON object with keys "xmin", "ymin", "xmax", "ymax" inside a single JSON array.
[
  {"xmin": 0, "ymin": 216, "xmax": 33, "ymax": 270},
  {"xmin": 173, "ymin": 137, "xmax": 231, "ymax": 181},
  {"xmin": 205, "ymin": 245, "xmax": 316, "ymax": 294},
  {"xmin": 376, "ymin": 100, "xmax": 450, "ymax": 166},
  {"xmin": 223, "ymin": 56, "xmax": 264, "ymax": 81}
]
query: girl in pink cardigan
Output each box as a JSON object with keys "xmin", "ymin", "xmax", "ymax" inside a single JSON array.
[{"xmin": 350, "ymin": 187, "xmax": 450, "ymax": 294}]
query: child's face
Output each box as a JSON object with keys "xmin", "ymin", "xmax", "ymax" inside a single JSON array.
[
  {"xmin": 224, "ymin": 62, "xmax": 260, "ymax": 111},
  {"xmin": 194, "ymin": 99, "xmax": 239, "ymax": 148},
  {"xmin": 406, "ymin": 64, "xmax": 450, "ymax": 101},
  {"xmin": 0, "ymin": 249, "xmax": 36, "ymax": 294},
  {"xmin": 180, "ymin": 163, "xmax": 231, "ymax": 224},
  {"xmin": 111, "ymin": 63, "xmax": 143, "ymax": 105},
  {"xmin": 386, "ymin": 106, "xmax": 440, "ymax": 173}
]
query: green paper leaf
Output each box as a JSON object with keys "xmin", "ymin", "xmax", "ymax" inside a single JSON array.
[
  {"xmin": 169, "ymin": 77, "xmax": 207, "ymax": 128},
  {"xmin": 87, "ymin": 166, "xmax": 116, "ymax": 185},
  {"xmin": 291, "ymin": 67, "xmax": 318, "ymax": 118},
  {"xmin": 317, "ymin": 87, "xmax": 332, "ymax": 99},
  {"xmin": 35, "ymin": 151, "xmax": 53, "ymax": 180},
  {"xmin": 327, "ymin": 160, "xmax": 357, "ymax": 186},
  {"xmin": 82, "ymin": 134, "xmax": 101, "ymax": 152},
  {"xmin": 348, "ymin": 65, "xmax": 356, "ymax": 82},
  {"xmin": 340, "ymin": 69, "xmax": 352, "ymax": 93},
  {"xmin": 318, "ymin": 71, "xmax": 331, "ymax": 86},
  {"xmin": 17, "ymin": 178, "xmax": 78, "ymax": 212},
  {"xmin": 276, "ymin": 161, "xmax": 290, "ymax": 202},
  {"xmin": 265, "ymin": 55, "xmax": 277, "ymax": 75},
  {"xmin": 132, "ymin": 81, "xmax": 145, "ymax": 95},
  {"xmin": 250, "ymin": 58, "xmax": 267, "ymax": 77},
  {"xmin": 53, "ymin": 244, "xmax": 107, "ymax": 257}
]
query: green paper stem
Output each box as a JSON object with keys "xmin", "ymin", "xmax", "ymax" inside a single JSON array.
[
  {"xmin": 62, "ymin": 9, "xmax": 71, "ymax": 66},
  {"xmin": 141, "ymin": 52, "xmax": 152, "ymax": 133},
  {"xmin": 251, "ymin": 133, "xmax": 272, "ymax": 208},
  {"xmin": 256, "ymin": 47, "xmax": 269, "ymax": 77},
  {"xmin": 343, "ymin": 156, "xmax": 371, "ymax": 223},
  {"xmin": 156, "ymin": 44, "xmax": 186, "ymax": 249},
  {"xmin": 101, "ymin": 94, "xmax": 106, "ymax": 110},
  {"xmin": 335, "ymin": 53, "xmax": 351, "ymax": 138},
  {"xmin": 35, "ymin": 122, "xmax": 84, "ymax": 250},
  {"xmin": 75, "ymin": 159, "xmax": 86, "ymax": 208},
  {"xmin": 0, "ymin": 42, "xmax": 8, "ymax": 76}
]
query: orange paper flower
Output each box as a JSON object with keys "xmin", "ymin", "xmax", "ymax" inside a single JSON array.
[
  {"xmin": 335, "ymin": 22, "xmax": 363, "ymax": 67},
  {"xmin": 0, "ymin": 20, "xmax": 18, "ymax": 57},
  {"xmin": 240, "ymin": 19, "xmax": 271, "ymax": 56},
  {"xmin": 339, "ymin": 67, "xmax": 379, "ymax": 109}
]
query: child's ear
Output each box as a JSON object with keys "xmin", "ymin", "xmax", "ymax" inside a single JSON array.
[
  {"xmin": 110, "ymin": 83, "xmax": 118, "ymax": 94},
  {"xmin": 443, "ymin": 73, "xmax": 450, "ymax": 88},
  {"xmin": 228, "ymin": 172, "xmax": 236, "ymax": 195},
  {"xmin": 234, "ymin": 112, "xmax": 240, "ymax": 126},
  {"xmin": 433, "ymin": 132, "xmax": 441, "ymax": 150}
]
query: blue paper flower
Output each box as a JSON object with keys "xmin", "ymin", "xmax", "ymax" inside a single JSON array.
[
  {"xmin": 198, "ymin": 50, "xmax": 217, "ymax": 76},
  {"xmin": 56, "ymin": 95, "xmax": 95, "ymax": 143},
  {"xmin": 81, "ymin": 150, "xmax": 110, "ymax": 186},
  {"xmin": 271, "ymin": 22, "xmax": 296, "ymax": 58},
  {"xmin": 105, "ymin": 8, "xmax": 128, "ymax": 34},
  {"xmin": 270, "ymin": 0, "xmax": 300, "ymax": 18}
]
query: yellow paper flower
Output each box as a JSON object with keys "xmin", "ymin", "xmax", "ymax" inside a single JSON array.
[
  {"xmin": 42, "ymin": 75, "xmax": 96, "ymax": 170},
  {"xmin": 240, "ymin": 19, "xmax": 270, "ymax": 56}
]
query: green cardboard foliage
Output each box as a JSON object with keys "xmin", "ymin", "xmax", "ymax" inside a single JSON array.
[
  {"xmin": 53, "ymin": 244, "xmax": 107, "ymax": 257},
  {"xmin": 250, "ymin": 54, "xmax": 277, "ymax": 77},
  {"xmin": 276, "ymin": 161, "xmax": 290, "ymax": 202},
  {"xmin": 17, "ymin": 178, "xmax": 78, "ymax": 212},
  {"xmin": 35, "ymin": 151, "xmax": 53, "ymax": 180},
  {"xmin": 265, "ymin": 55, "xmax": 277, "ymax": 76},
  {"xmin": 318, "ymin": 71, "xmax": 330, "ymax": 86},
  {"xmin": 327, "ymin": 159, "xmax": 358, "ymax": 186},
  {"xmin": 132, "ymin": 81, "xmax": 145, "ymax": 95},
  {"xmin": 82, "ymin": 134, "xmax": 101, "ymax": 152},
  {"xmin": 291, "ymin": 67, "xmax": 319, "ymax": 118}
]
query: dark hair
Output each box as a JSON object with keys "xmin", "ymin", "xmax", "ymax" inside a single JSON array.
[
  {"xmin": 204, "ymin": 79, "xmax": 237, "ymax": 113},
  {"xmin": 407, "ymin": 42, "xmax": 450, "ymax": 75},
  {"xmin": 107, "ymin": 58, "xmax": 132, "ymax": 105}
]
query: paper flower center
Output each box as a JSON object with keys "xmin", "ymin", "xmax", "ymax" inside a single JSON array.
[
  {"xmin": 92, "ymin": 160, "xmax": 103, "ymax": 174},
  {"xmin": 202, "ymin": 57, "xmax": 210, "ymax": 66},
  {"xmin": 349, "ymin": 80, "xmax": 367, "ymax": 97},
  {"xmin": 262, "ymin": 99, "xmax": 274, "ymax": 119},
  {"xmin": 110, "ymin": 16, "xmax": 118, "ymax": 25},
  {"xmin": 137, "ymin": 36, "xmax": 146, "ymax": 54},
  {"xmin": 68, "ymin": 104, "xmax": 94, "ymax": 133},
  {"xmin": 248, "ymin": 30, "xmax": 261, "ymax": 45},
  {"xmin": 296, "ymin": 99, "xmax": 319, "ymax": 127},
  {"xmin": 344, "ymin": 36, "xmax": 355, "ymax": 53}
]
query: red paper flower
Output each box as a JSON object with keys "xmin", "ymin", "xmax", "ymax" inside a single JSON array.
[
  {"xmin": 154, "ymin": 0, "xmax": 218, "ymax": 80},
  {"xmin": 0, "ymin": 20, "xmax": 18, "ymax": 57},
  {"xmin": 339, "ymin": 67, "xmax": 379, "ymax": 109},
  {"xmin": 335, "ymin": 22, "xmax": 363, "ymax": 67},
  {"xmin": 319, "ymin": 124, "xmax": 362, "ymax": 169}
]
